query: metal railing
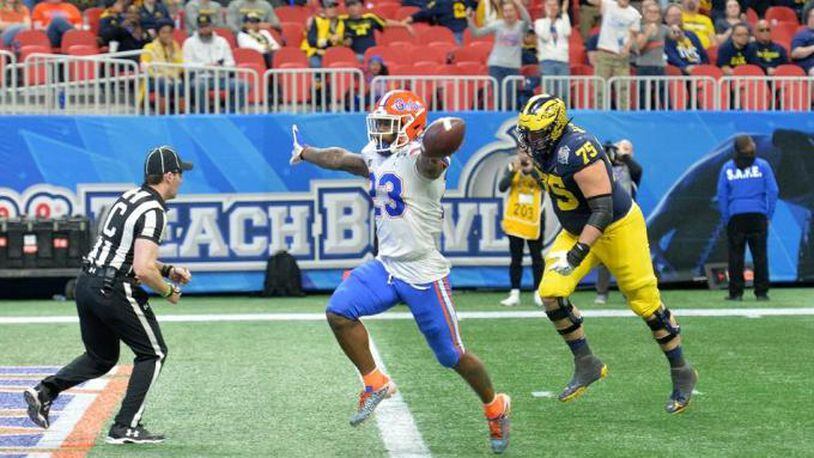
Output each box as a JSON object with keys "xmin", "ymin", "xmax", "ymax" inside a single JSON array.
[
  {"xmin": 370, "ymin": 75, "xmax": 498, "ymax": 112},
  {"xmin": 607, "ymin": 76, "xmax": 720, "ymax": 111},
  {"xmin": 142, "ymin": 62, "xmax": 259, "ymax": 115},
  {"xmin": 0, "ymin": 50, "xmax": 16, "ymax": 111},
  {"xmin": 501, "ymin": 75, "xmax": 606, "ymax": 111},
  {"xmin": 2, "ymin": 52, "xmax": 814, "ymax": 115},
  {"xmin": 263, "ymin": 68, "xmax": 366, "ymax": 113}
]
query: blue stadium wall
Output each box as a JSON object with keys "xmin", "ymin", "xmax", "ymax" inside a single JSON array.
[{"xmin": 1, "ymin": 112, "xmax": 812, "ymax": 293}]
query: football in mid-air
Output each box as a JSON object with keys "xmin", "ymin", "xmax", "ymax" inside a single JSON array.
[{"xmin": 422, "ymin": 117, "xmax": 466, "ymax": 158}]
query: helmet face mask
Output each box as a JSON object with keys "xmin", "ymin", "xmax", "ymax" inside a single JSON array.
[
  {"xmin": 517, "ymin": 125, "xmax": 557, "ymax": 161},
  {"xmin": 367, "ymin": 90, "xmax": 427, "ymax": 156},
  {"xmin": 516, "ymin": 94, "xmax": 569, "ymax": 164},
  {"xmin": 366, "ymin": 112, "xmax": 404, "ymax": 155}
]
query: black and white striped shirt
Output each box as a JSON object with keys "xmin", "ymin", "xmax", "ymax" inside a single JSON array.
[{"xmin": 85, "ymin": 186, "xmax": 167, "ymax": 273}]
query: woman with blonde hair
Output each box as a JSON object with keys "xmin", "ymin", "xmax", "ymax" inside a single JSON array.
[{"xmin": 499, "ymin": 150, "xmax": 545, "ymax": 307}]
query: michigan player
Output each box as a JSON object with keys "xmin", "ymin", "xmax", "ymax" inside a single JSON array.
[
  {"xmin": 289, "ymin": 90, "xmax": 511, "ymax": 453},
  {"xmin": 516, "ymin": 94, "xmax": 698, "ymax": 414}
]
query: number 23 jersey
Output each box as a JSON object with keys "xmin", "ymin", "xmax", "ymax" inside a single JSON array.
[
  {"xmin": 537, "ymin": 125, "xmax": 632, "ymax": 235},
  {"xmin": 361, "ymin": 140, "xmax": 451, "ymax": 285}
]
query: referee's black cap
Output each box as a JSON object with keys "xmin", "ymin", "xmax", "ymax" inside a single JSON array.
[{"xmin": 144, "ymin": 146, "xmax": 193, "ymax": 178}]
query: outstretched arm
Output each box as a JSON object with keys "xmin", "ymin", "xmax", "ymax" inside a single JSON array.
[{"xmin": 290, "ymin": 125, "xmax": 369, "ymax": 178}]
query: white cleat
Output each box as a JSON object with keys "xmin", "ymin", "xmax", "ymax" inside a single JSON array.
[
  {"xmin": 534, "ymin": 294, "xmax": 543, "ymax": 307},
  {"xmin": 500, "ymin": 290, "xmax": 520, "ymax": 307}
]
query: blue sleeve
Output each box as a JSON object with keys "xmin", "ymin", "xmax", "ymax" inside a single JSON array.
[
  {"xmin": 665, "ymin": 40, "xmax": 685, "ymax": 69},
  {"xmin": 411, "ymin": 0, "xmax": 437, "ymax": 23},
  {"xmin": 717, "ymin": 42, "xmax": 733, "ymax": 66},
  {"xmin": 763, "ymin": 161, "xmax": 779, "ymax": 218},
  {"xmin": 791, "ymin": 32, "xmax": 806, "ymax": 50},
  {"xmin": 690, "ymin": 33, "xmax": 709, "ymax": 64},
  {"xmin": 716, "ymin": 164, "xmax": 729, "ymax": 222}
]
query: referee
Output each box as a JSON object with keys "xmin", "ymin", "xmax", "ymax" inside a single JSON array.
[{"xmin": 24, "ymin": 146, "xmax": 193, "ymax": 444}]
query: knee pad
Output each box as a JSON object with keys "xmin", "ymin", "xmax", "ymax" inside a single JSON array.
[
  {"xmin": 545, "ymin": 297, "xmax": 583, "ymax": 336},
  {"xmin": 645, "ymin": 307, "xmax": 680, "ymax": 345}
]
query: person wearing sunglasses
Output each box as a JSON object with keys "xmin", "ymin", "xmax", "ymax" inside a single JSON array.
[{"xmin": 752, "ymin": 20, "xmax": 788, "ymax": 75}]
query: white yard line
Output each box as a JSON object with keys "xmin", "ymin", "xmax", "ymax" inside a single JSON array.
[
  {"xmin": 1, "ymin": 308, "xmax": 814, "ymax": 325},
  {"xmin": 368, "ymin": 337, "xmax": 431, "ymax": 458}
]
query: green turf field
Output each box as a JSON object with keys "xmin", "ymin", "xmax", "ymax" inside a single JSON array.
[{"xmin": 1, "ymin": 288, "xmax": 813, "ymax": 457}]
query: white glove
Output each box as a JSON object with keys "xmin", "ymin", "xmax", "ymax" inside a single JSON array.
[
  {"xmin": 548, "ymin": 251, "xmax": 576, "ymax": 276},
  {"xmin": 290, "ymin": 124, "xmax": 306, "ymax": 165}
]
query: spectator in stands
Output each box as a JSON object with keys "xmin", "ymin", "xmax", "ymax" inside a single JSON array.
[
  {"xmin": 139, "ymin": 0, "xmax": 171, "ymax": 39},
  {"xmin": 577, "ymin": 0, "xmax": 601, "ymax": 42},
  {"xmin": 714, "ymin": 0, "xmax": 743, "ymax": 46},
  {"xmin": 140, "ymin": 19, "xmax": 184, "ymax": 110},
  {"xmin": 585, "ymin": 30, "xmax": 599, "ymax": 66},
  {"xmin": 185, "ymin": 0, "xmax": 223, "ymax": 33},
  {"xmin": 534, "ymin": 0, "xmax": 570, "ymax": 99},
  {"xmin": 0, "ymin": 0, "xmax": 30, "ymax": 48},
  {"xmin": 665, "ymin": 4, "xmax": 709, "ymax": 74},
  {"xmin": 467, "ymin": 0, "xmax": 531, "ymax": 102},
  {"xmin": 402, "ymin": 0, "xmax": 475, "ymax": 45},
  {"xmin": 32, "ymin": 0, "xmax": 82, "ymax": 48},
  {"xmin": 681, "ymin": 0, "xmax": 715, "ymax": 49},
  {"xmin": 228, "ymin": 0, "xmax": 279, "ymax": 33},
  {"xmin": 301, "ymin": 0, "xmax": 345, "ymax": 68},
  {"xmin": 589, "ymin": 0, "xmax": 640, "ymax": 110},
  {"xmin": 237, "ymin": 11, "xmax": 280, "ymax": 68},
  {"xmin": 791, "ymin": 8, "xmax": 814, "ymax": 75},
  {"xmin": 364, "ymin": 54, "xmax": 388, "ymax": 107},
  {"xmin": 717, "ymin": 22, "xmax": 756, "ymax": 74},
  {"xmin": 183, "ymin": 14, "xmax": 246, "ymax": 112},
  {"xmin": 521, "ymin": 28, "xmax": 537, "ymax": 65},
  {"xmin": 100, "ymin": 0, "xmax": 150, "ymax": 53},
  {"xmin": 752, "ymin": 20, "xmax": 788, "ymax": 75},
  {"xmin": 342, "ymin": 0, "xmax": 411, "ymax": 62},
  {"xmin": 474, "ymin": 0, "xmax": 501, "ymax": 26},
  {"xmin": 635, "ymin": 3, "xmax": 668, "ymax": 108}
]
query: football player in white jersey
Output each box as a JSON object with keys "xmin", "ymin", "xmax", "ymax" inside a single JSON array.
[{"xmin": 290, "ymin": 90, "xmax": 511, "ymax": 454}]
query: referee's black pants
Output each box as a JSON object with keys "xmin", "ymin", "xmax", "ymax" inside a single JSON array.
[
  {"xmin": 40, "ymin": 274, "xmax": 168, "ymax": 428},
  {"xmin": 727, "ymin": 213, "xmax": 770, "ymax": 298}
]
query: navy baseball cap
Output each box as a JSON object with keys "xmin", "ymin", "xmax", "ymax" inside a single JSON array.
[{"xmin": 144, "ymin": 146, "xmax": 193, "ymax": 177}]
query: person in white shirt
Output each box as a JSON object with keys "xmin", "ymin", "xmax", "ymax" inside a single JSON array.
[
  {"xmin": 534, "ymin": 0, "xmax": 570, "ymax": 101},
  {"xmin": 588, "ymin": 0, "xmax": 640, "ymax": 110},
  {"xmin": 182, "ymin": 14, "xmax": 246, "ymax": 113},
  {"xmin": 237, "ymin": 11, "xmax": 281, "ymax": 68}
]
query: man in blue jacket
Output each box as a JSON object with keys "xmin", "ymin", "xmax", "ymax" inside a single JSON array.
[{"xmin": 716, "ymin": 135, "xmax": 779, "ymax": 301}]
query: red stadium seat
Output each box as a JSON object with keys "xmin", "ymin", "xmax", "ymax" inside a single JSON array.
[
  {"xmin": 276, "ymin": 5, "xmax": 310, "ymax": 24},
  {"xmin": 66, "ymin": 46, "xmax": 98, "ymax": 81},
  {"xmin": 412, "ymin": 61, "xmax": 438, "ymax": 74},
  {"xmin": 409, "ymin": 46, "xmax": 447, "ymax": 64},
  {"xmin": 173, "ymin": 29, "xmax": 188, "ymax": 46},
  {"xmin": 569, "ymin": 63, "xmax": 594, "ymax": 75},
  {"xmin": 774, "ymin": 64, "xmax": 806, "ymax": 76},
  {"xmin": 363, "ymin": 45, "xmax": 410, "ymax": 67},
  {"xmin": 665, "ymin": 65, "xmax": 683, "ymax": 76},
  {"xmin": 419, "ymin": 26, "xmax": 455, "ymax": 45},
  {"xmin": 370, "ymin": 3, "xmax": 399, "ymax": 19},
  {"xmin": 379, "ymin": 27, "xmax": 414, "ymax": 46},
  {"xmin": 234, "ymin": 48, "xmax": 266, "ymax": 67},
  {"xmin": 13, "ymin": 30, "xmax": 50, "ymax": 50},
  {"xmin": 215, "ymin": 28, "xmax": 237, "ymax": 49},
  {"xmin": 773, "ymin": 66, "xmax": 811, "ymax": 110},
  {"xmin": 771, "ymin": 22, "xmax": 797, "ymax": 52},
  {"xmin": 690, "ymin": 64, "xmax": 723, "ymax": 79},
  {"xmin": 455, "ymin": 61, "xmax": 486, "ymax": 75},
  {"xmin": 689, "ymin": 65, "xmax": 722, "ymax": 109},
  {"xmin": 706, "ymin": 45, "xmax": 718, "ymax": 66},
  {"xmin": 323, "ymin": 46, "xmax": 358, "ymax": 67},
  {"xmin": 237, "ymin": 62, "xmax": 266, "ymax": 104},
  {"xmin": 395, "ymin": 6, "xmax": 419, "ymax": 20},
  {"xmin": 387, "ymin": 41, "xmax": 415, "ymax": 52},
  {"xmin": 733, "ymin": 64, "xmax": 765, "ymax": 76},
  {"xmin": 453, "ymin": 44, "xmax": 490, "ymax": 63},
  {"xmin": 521, "ymin": 64, "xmax": 539, "ymax": 77},
  {"xmin": 745, "ymin": 8, "xmax": 758, "ymax": 26},
  {"xmin": 273, "ymin": 46, "xmax": 308, "ymax": 68},
  {"xmin": 326, "ymin": 61, "xmax": 360, "ymax": 106},
  {"xmin": 765, "ymin": 6, "xmax": 798, "ymax": 25},
  {"xmin": 274, "ymin": 66, "xmax": 312, "ymax": 103},
  {"xmin": 84, "ymin": 7, "xmax": 103, "ymax": 35},
  {"xmin": 281, "ymin": 22, "xmax": 305, "ymax": 47},
  {"xmin": 19, "ymin": 45, "xmax": 51, "ymax": 85},
  {"xmin": 61, "ymin": 29, "xmax": 98, "ymax": 53},
  {"xmin": 568, "ymin": 45, "xmax": 587, "ymax": 66}
]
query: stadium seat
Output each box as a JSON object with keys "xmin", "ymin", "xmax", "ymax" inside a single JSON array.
[
  {"xmin": 388, "ymin": 41, "xmax": 415, "ymax": 52},
  {"xmin": 439, "ymin": 80, "xmax": 477, "ymax": 110},
  {"xmin": 412, "ymin": 61, "xmax": 438, "ymax": 74},
  {"xmin": 419, "ymin": 26, "xmax": 455, "ymax": 45},
  {"xmin": 427, "ymin": 41, "xmax": 456, "ymax": 55},
  {"xmin": 19, "ymin": 45, "xmax": 50, "ymax": 85},
  {"xmin": 395, "ymin": 6, "xmax": 420, "ymax": 20},
  {"xmin": 66, "ymin": 46, "xmax": 98, "ymax": 81},
  {"xmin": 370, "ymin": 3, "xmax": 399, "ymax": 19},
  {"xmin": 706, "ymin": 45, "xmax": 718, "ymax": 66},
  {"xmin": 570, "ymin": 63, "xmax": 594, "ymax": 75},
  {"xmin": 521, "ymin": 65, "xmax": 539, "ymax": 77},
  {"xmin": 409, "ymin": 46, "xmax": 447, "ymax": 64},
  {"xmin": 771, "ymin": 22, "xmax": 797, "ymax": 52},
  {"xmin": 276, "ymin": 5, "xmax": 310, "ymax": 24},
  {"xmin": 665, "ymin": 65, "xmax": 683, "ymax": 76},
  {"xmin": 774, "ymin": 64, "xmax": 806, "ymax": 76},
  {"xmin": 173, "ymin": 29, "xmax": 188, "ymax": 46},
  {"xmin": 463, "ymin": 28, "xmax": 494, "ymax": 45},
  {"xmin": 455, "ymin": 61, "xmax": 486, "ymax": 75},
  {"xmin": 733, "ymin": 64, "xmax": 765, "ymax": 76},
  {"xmin": 363, "ymin": 45, "xmax": 409, "ymax": 67},
  {"xmin": 689, "ymin": 65, "xmax": 722, "ymax": 109},
  {"xmin": 571, "ymin": 79, "xmax": 600, "ymax": 108},
  {"xmin": 281, "ymin": 22, "xmax": 305, "ymax": 47},
  {"xmin": 453, "ymin": 44, "xmax": 490, "ymax": 64},
  {"xmin": 84, "ymin": 7, "xmax": 103, "ymax": 35},
  {"xmin": 323, "ymin": 46, "xmax": 357, "ymax": 68},
  {"xmin": 61, "ymin": 30, "xmax": 98, "ymax": 53},
  {"xmin": 273, "ymin": 46, "xmax": 308, "ymax": 68},
  {"xmin": 765, "ymin": 6, "xmax": 798, "ymax": 25},
  {"xmin": 379, "ymin": 27, "xmax": 415, "ymax": 46},
  {"xmin": 237, "ymin": 62, "xmax": 266, "ymax": 104},
  {"xmin": 745, "ymin": 8, "xmax": 758, "ymax": 26},
  {"xmin": 726, "ymin": 74, "xmax": 771, "ymax": 111},
  {"xmin": 274, "ymin": 65, "xmax": 312, "ymax": 104},
  {"xmin": 234, "ymin": 48, "xmax": 266, "ymax": 68},
  {"xmin": 215, "ymin": 28, "xmax": 237, "ymax": 49},
  {"xmin": 773, "ymin": 67, "xmax": 811, "ymax": 110},
  {"xmin": 690, "ymin": 64, "xmax": 723, "ymax": 79},
  {"xmin": 326, "ymin": 61, "xmax": 361, "ymax": 107},
  {"xmin": 13, "ymin": 30, "xmax": 50, "ymax": 51},
  {"xmin": 569, "ymin": 45, "xmax": 587, "ymax": 66}
]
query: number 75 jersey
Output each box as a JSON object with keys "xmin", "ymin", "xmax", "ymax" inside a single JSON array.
[
  {"xmin": 537, "ymin": 125, "xmax": 632, "ymax": 235},
  {"xmin": 361, "ymin": 141, "xmax": 451, "ymax": 285}
]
